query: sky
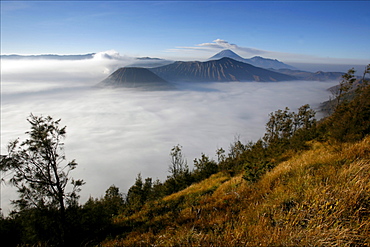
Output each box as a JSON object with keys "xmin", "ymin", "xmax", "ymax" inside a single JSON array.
[{"xmin": 1, "ymin": 1, "xmax": 369, "ymax": 65}]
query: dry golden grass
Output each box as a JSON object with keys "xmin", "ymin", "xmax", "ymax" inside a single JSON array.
[
  {"xmin": 163, "ymin": 172, "xmax": 230, "ymax": 202},
  {"xmin": 103, "ymin": 136, "xmax": 370, "ymax": 246}
]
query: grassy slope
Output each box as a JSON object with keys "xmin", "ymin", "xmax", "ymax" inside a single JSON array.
[{"xmin": 103, "ymin": 136, "xmax": 370, "ymax": 246}]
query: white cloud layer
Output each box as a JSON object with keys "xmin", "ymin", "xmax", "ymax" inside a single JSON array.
[
  {"xmin": 169, "ymin": 39, "xmax": 369, "ymax": 66},
  {"xmin": 0, "ymin": 55, "xmax": 338, "ymax": 215},
  {"xmin": 196, "ymin": 39, "xmax": 267, "ymax": 56}
]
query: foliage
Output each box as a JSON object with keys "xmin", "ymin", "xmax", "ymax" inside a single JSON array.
[
  {"xmin": 263, "ymin": 104, "xmax": 316, "ymax": 147},
  {"xmin": 165, "ymin": 145, "xmax": 193, "ymax": 194},
  {"xmin": 327, "ymin": 64, "xmax": 370, "ymax": 113},
  {"xmin": 71, "ymin": 185, "xmax": 125, "ymax": 245},
  {"xmin": 168, "ymin": 144, "xmax": 188, "ymax": 178},
  {"xmin": 0, "ymin": 114, "xmax": 84, "ymax": 245},
  {"xmin": 335, "ymin": 67, "xmax": 357, "ymax": 106},
  {"xmin": 0, "ymin": 213, "xmax": 21, "ymax": 246},
  {"xmin": 193, "ymin": 153, "xmax": 218, "ymax": 181},
  {"xmin": 240, "ymin": 104, "xmax": 317, "ymax": 182},
  {"xmin": 103, "ymin": 136, "xmax": 370, "ymax": 246},
  {"xmin": 320, "ymin": 64, "xmax": 370, "ymax": 142},
  {"xmin": 125, "ymin": 174, "xmax": 154, "ymax": 214}
]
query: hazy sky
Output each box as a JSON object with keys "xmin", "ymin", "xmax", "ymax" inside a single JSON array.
[{"xmin": 1, "ymin": 1, "xmax": 369, "ymax": 64}]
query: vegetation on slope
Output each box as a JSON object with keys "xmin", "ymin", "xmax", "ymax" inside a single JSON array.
[{"xmin": 104, "ymin": 137, "xmax": 370, "ymax": 246}]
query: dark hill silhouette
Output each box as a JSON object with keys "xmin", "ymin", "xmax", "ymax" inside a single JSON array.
[
  {"xmin": 99, "ymin": 67, "xmax": 173, "ymax": 90},
  {"xmin": 150, "ymin": 57, "xmax": 296, "ymax": 82},
  {"xmin": 270, "ymin": 68, "xmax": 344, "ymax": 81}
]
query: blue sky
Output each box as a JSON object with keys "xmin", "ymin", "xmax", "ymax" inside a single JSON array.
[{"xmin": 1, "ymin": 1, "xmax": 369, "ymax": 64}]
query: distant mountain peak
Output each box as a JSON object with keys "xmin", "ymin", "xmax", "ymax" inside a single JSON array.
[
  {"xmin": 209, "ymin": 49, "xmax": 245, "ymax": 62},
  {"xmin": 208, "ymin": 50, "xmax": 296, "ymax": 70},
  {"xmin": 250, "ymin": 56, "xmax": 277, "ymax": 61}
]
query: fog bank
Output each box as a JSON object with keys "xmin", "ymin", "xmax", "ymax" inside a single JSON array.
[{"xmin": 0, "ymin": 57, "xmax": 338, "ymax": 215}]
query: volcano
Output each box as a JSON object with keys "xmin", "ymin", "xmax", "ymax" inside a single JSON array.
[
  {"xmin": 99, "ymin": 67, "xmax": 173, "ymax": 90},
  {"xmin": 150, "ymin": 57, "xmax": 296, "ymax": 82}
]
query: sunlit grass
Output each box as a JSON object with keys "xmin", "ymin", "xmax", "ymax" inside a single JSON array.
[{"xmin": 104, "ymin": 136, "xmax": 370, "ymax": 246}]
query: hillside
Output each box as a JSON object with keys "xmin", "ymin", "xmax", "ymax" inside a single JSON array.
[
  {"xmin": 100, "ymin": 67, "xmax": 370, "ymax": 246},
  {"xmin": 104, "ymin": 136, "xmax": 370, "ymax": 246},
  {"xmin": 150, "ymin": 57, "xmax": 296, "ymax": 82}
]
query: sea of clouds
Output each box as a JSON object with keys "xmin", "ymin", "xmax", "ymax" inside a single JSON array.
[{"xmin": 0, "ymin": 51, "xmax": 338, "ymax": 215}]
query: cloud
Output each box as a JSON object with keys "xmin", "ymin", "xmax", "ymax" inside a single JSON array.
[
  {"xmin": 167, "ymin": 39, "xmax": 267, "ymax": 59},
  {"xmin": 197, "ymin": 39, "xmax": 266, "ymax": 56},
  {"xmin": 0, "ymin": 50, "xmax": 139, "ymax": 94},
  {"xmin": 197, "ymin": 39, "xmax": 238, "ymax": 50},
  {"xmin": 93, "ymin": 50, "xmax": 132, "ymax": 61},
  {"xmin": 168, "ymin": 39, "xmax": 369, "ymax": 65},
  {"xmin": 168, "ymin": 39, "xmax": 277, "ymax": 58},
  {"xmin": 0, "ymin": 57, "xmax": 339, "ymax": 215}
]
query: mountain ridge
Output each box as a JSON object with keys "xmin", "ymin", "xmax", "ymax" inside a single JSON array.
[
  {"xmin": 150, "ymin": 57, "xmax": 296, "ymax": 83},
  {"xmin": 99, "ymin": 57, "xmax": 297, "ymax": 88},
  {"xmin": 272, "ymin": 68, "xmax": 345, "ymax": 81},
  {"xmin": 209, "ymin": 49, "xmax": 297, "ymax": 70}
]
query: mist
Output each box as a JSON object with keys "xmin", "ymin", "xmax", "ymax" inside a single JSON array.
[
  {"xmin": 289, "ymin": 62, "xmax": 368, "ymax": 75},
  {"xmin": 0, "ymin": 55, "xmax": 338, "ymax": 215}
]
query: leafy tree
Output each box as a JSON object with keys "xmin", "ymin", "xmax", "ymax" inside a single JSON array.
[
  {"xmin": 142, "ymin": 177, "xmax": 153, "ymax": 202},
  {"xmin": 0, "ymin": 114, "xmax": 84, "ymax": 245},
  {"xmin": 361, "ymin": 64, "xmax": 370, "ymax": 84},
  {"xmin": 126, "ymin": 173, "xmax": 145, "ymax": 212},
  {"xmin": 263, "ymin": 107, "xmax": 293, "ymax": 146},
  {"xmin": 228, "ymin": 136, "xmax": 246, "ymax": 160},
  {"xmin": 263, "ymin": 105, "xmax": 316, "ymax": 148},
  {"xmin": 325, "ymin": 83, "xmax": 370, "ymax": 142},
  {"xmin": 292, "ymin": 104, "xmax": 316, "ymax": 132},
  {"xmin": 147, "ymin": 178, "xmax": 166, "ymax": 201},
  {"xmin": 193, "ymin": 154, "xmax": 218, "ymax": 181},
  {"xmin": 216, "ymin": 147, "xmax": 226, "ymax": 163},
  {"xmin": 166, "ymin": 145, "xmax": 192, "ymax": 194},
  {"xmin": 218, "ymin": 137, "xmax": 246, "ymax": 175},
  {"xmin": 241, "ymin": 105, "xmax": 317, "ymax": 182},
  {"xmin": 242, "ymin": 139, "xmax": 270, "ymax": 182},
  {"xmin": 103, "ymin": 185, "xmax": 125, "ymax": 216},
  {"xmin": 168, "ymin": 144, "xmax": 188, "ymax": 178},
  {"xmin": 321, "ymin": 64, "xmax": 370, "ymax": 142},
  {"xmin": 72, "ymin": 185, "xmax": 125, "ymax": 245},
  {"xmin": 335, "ymin": 68, "xmax": 357, "ymax": 107}
]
